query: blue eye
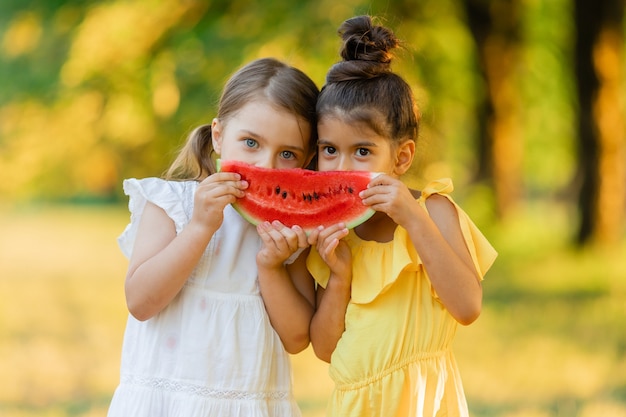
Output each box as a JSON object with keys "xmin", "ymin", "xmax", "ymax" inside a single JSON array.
[
  {"xmin": 245, "ymin": 138, "xmax": 258, "ymax": 148},
  {"xmin": 280, "ymin": 150, "xmax": 295, "ymax": 160}
]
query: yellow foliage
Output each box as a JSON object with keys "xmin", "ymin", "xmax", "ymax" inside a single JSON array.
[
  {"xmin": 74, "ymin": 147, "xmax": 120, "ymax": 194},
  {"xmin": 1, "ymin": 11, "xmax": 42, "ymax": 57},
  {"xmin": 0, "ymin": 91, "xmax": 111, "ymax": 197},
  {"xmin": 152, "ymin": 79, "xmax": 180, "ymax": 118},
  {"xmin": 102, "ymin": 93, "xmax": 156, "ymax": 146},
  {"xmin": 0, "ymin": 101, "xmax": 50, "ymax": 196},
  {"xmin": 151, "ymin": 52, "xmax": 180, "ymax": 118},
  {"xmin": 61, "ymin": 0, "xmax": 208, "ymax": 87}
]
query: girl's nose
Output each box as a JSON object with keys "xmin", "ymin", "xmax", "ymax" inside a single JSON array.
[
  {"xmin": 255, "ymin": 156, "xmax": 275, "ymax": 169},
  {"xmin": 336, "ymin": 157, "xmax": 352, "ymax": 171}
]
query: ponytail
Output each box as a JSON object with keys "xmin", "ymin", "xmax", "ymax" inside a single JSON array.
[{"xmin": 165, "ymin": 124, "xmax": 217, "ymax": 180}]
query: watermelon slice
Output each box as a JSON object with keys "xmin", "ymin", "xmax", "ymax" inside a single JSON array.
[{"xmin": 217, "ymin": 160, "xmax": 376, "ymax": 233}]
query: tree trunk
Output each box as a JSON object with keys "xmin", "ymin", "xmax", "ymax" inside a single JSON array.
[
  {"xmin": 574, "ymin": 0, "xmax": 625, "ymax": 246},
  {"xmin": 464, "ymin": 0, "xmax": 523, "ymax": 218}
]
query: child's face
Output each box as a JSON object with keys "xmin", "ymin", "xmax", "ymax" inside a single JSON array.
[
  {"xmin": 317, "ymin": 116, "xmax": 397, "ymax": 174},
  {"xmin": 212, "ymin": 99, "xmax": 311, "ymax": 169}
]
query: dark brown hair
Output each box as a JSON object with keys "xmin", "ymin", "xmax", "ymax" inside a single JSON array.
[
  {"xmin": 166, "ymin": 58, "xmax": 319, "ymax": 179},
  {"xmin": 317, "ymin": 15, "xmax": 420, "ymax": 146}
]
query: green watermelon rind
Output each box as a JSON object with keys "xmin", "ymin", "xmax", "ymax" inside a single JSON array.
[
  {"xmin": 341, "ymin": 205, "xmax": 376, "ymax": 231},
  {"xmin": 217, "ymin": 159, "xmax": 378, "ymax": 233}
]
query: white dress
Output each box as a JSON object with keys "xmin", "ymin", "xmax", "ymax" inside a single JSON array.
[{"xmin": 108, "ymin": 178, "xmax": 301, "ymax": 417}]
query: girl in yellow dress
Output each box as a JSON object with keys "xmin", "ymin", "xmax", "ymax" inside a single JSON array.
[{"xmin": 307, "ymin": 16, "xmax": 498, "ymax": 417}]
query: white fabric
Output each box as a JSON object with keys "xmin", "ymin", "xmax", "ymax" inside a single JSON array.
[{"xmin": 108, "ymin": 178, "xmax": 301, "ymax": 417}]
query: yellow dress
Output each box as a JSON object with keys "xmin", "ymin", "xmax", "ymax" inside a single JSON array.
[{"xmin": 307, "ymin": 179, "xmax": 497, "ymax": 417}]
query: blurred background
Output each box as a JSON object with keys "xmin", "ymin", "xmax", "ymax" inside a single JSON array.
[{"xmin": 0, "ymin": 0, "xmax": 624, "ymax": 416}]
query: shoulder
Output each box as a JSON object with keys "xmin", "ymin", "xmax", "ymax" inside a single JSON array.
[
  {"xmin": 123, "ymin": 178, "xmax": 198, "ymax": 209},
  {"xmin": 124, "ymin": 177, "xmax": 197, "ymax": 193},
  {"xmin": 409, "ymin": 188, "xmax": 452, "ymax": 211},
  {"xmin": 412, "ymin": 184, "xmax": 460, "ymax": 236},
  {"xmin": 123, "ymin": 177, "xmax": 197, "ymax": 229},
  {"xmin": 424, "ymin": 193, "xmax": 459, "ymax": 225},
  {"xmin": 424, "ymin": 192, "xmax": 452, "ymax": 207}
]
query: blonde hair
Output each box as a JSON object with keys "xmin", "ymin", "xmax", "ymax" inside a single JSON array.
[{"xmin": 166, "ymin": 58, "xmax": 319, "ymax": 180}]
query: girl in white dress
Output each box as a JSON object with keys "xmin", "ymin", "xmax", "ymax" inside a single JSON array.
[{"xmin": 108, "ymin": 58, "xmax": 319, "ymax": 417}]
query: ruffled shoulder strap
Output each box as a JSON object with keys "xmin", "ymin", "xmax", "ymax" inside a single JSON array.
[
  {"xmin": 306, "ymin": 178, "xmax": 497, "ymax": 304},
  {"xmin": 418, "ymin": 177, "xmax": 455, "ymax": 201},
  {"xmin": 117, "ymin": 178, "xmax": 196, "ymax": 258},
  {"xmin": 420, "ymin": 178, "xmax": 497, "ymax": 279}
]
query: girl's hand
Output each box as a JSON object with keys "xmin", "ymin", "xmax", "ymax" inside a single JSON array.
[
  {"xmin": 257, "ymin": 221, "xmax": 309, "ymax": 269},
  {"xmin": 191, "ymin": 172, "xmax": 248, "ymax": 232},
  {"xmin": 308, "ymin": 223, "xmax": 351, "ymax": 280},
  {"xmin": 359, "ymin": 174, "xmax": 419, "ymax": 228}
]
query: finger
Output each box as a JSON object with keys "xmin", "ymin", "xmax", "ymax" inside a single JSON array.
[
  {"xmin": 204, "ymin": 172, "xmax": 240, "ymax": 183},
  {"xmin": 360, "ymin": 182, "xmax": 392, "ymax": 199},
  {"xmin": 360, "ymin": 192, "xmax": 389, "ymax": 208},
  {"xmin": 271, "ymin": 221, "xmax": 300, "ymax": 247},
  {"xmin": 321, "ymin": 237, "xmax": 340, "ymax": 260},
  {"xmin": 194, "ymin": 191, "xmax": 237, "ymax": 210},
  {"xmin": 265, "ymin": 223, "xmax": 296, "ymax": 253},
  {"xmin": 316, "ymin": 225, "xmax": 348, "ymax": 254},
  {"xmin": 196, "ymin": 184, "xmax": 244, "ymax": 202},
  {"xmin": 317, "ymin": 222, "xmax": 347, "ymax": 241},
  {"xmin": 291, "ymin": 225, "xmax": 309, "ymax": 248},
  {"xmin": 366, "ymin": 174, "xmax": 384, "ymax": 188},
  {"xmin": 201, "ymin": 172, "xmax": 249, "ymax": 193},
  {"xmin": 323, "ymin": 228, "xmax": 349, "ymax": 246},
  {"xmin": 256, "ymin": 222, "xmax": 275, "ymax": 244},
  {"xmin": 307, "ymin": 226, "xmax": 322, "ymax": 246}
]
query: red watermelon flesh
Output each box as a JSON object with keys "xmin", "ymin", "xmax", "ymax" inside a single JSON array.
[{"xmin": 218, "ymin": 160, "xmax": 376, "ymax": 233}]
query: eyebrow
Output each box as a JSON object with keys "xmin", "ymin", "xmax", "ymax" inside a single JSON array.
[
  {"xmin": 240, "ymin": 129, "xmax": 263, "ymax": 140},
  {"xmin": 318, "ymin": 139, "xmax": 378, "ymax": 147}
]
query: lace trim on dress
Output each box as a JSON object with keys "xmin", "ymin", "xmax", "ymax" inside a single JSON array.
[{"xmin": 120, "ymin": 375, "xmax": 291, "ymax": 400}]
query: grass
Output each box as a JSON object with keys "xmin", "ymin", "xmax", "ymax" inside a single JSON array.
[{"xmin": 0, "ymin": 204, "xmax": 624, "ymax": 416}]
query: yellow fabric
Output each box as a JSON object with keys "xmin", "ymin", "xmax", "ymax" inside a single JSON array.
[{"xmin": 307, "ymin": 178, "xmax": 497, "ymax": 417}]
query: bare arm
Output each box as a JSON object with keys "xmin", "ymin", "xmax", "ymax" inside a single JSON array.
[
  {"xmin": 308, "ymin": 224, "xmax": 352, "ymax": 362},
  {"xmin": 257, "ymin": 251, "xmax": 315, "ymax": 354},
  {"xmin": 309, "ymin": 273, "xmax": 351, "ymax": 363},
  {"xmin": 125, "ymin": 173, "xmax": 247, "ymax": 321},
  {"xmin": 256, "ymin": 222, "xmax": 315, "ymax": 354},
  {"xmin": 361, "ymin": 175, "xmax": 482, "ymax": 325},
  {"xmin": 408, "ymin": 195, "xmax": 482, "ymax": 324},
  {"xmin": 125, "ymin": 202, "xmax": 215, "ymax": 320}
]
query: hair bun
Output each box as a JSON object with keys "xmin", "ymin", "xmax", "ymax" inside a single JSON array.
[
  {"xmin": 340, "ymin": 15, "xmax": 399, "ymax": 63},
  {"xmin": 327, "ymin": 15, "xmax": 400, "ymax": 83}
]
